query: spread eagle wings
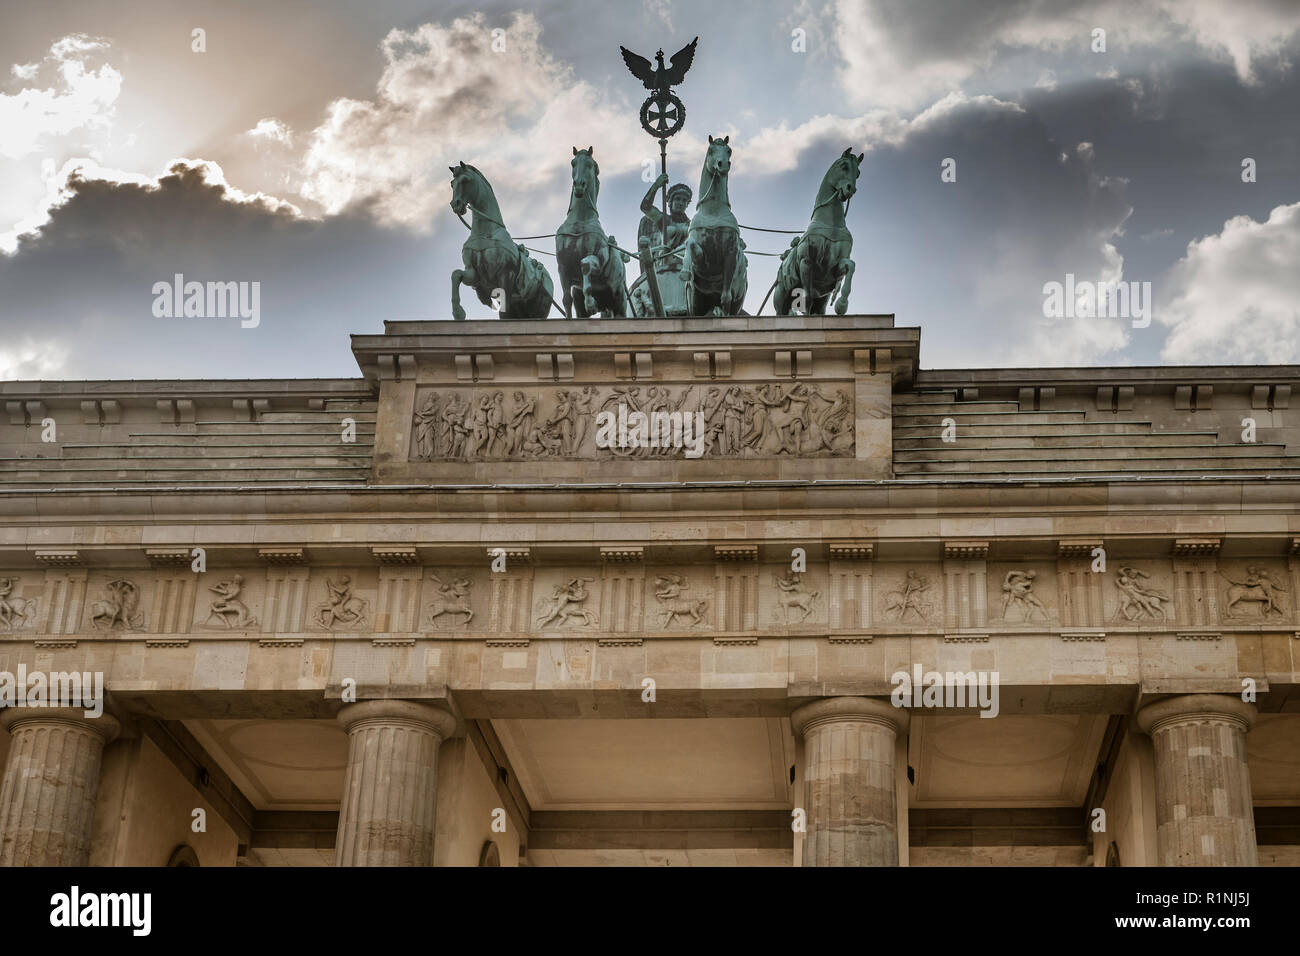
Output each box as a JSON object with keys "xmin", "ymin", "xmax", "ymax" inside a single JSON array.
[
  {"xmin": 620, "ymin": 36, "xmax": 698, "ymax": 89},
  {"xmin": 663, "ymin": 37, "xmax": 698, "ymax": 85},
  {"xmin": 619, "ymin": 46, "xmax": 655, "ymax": 87}
]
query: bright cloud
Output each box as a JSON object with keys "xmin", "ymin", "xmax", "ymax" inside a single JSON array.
[
  {"xmin": 296, "ymin": 13, "xmax": 660, "ymax": 232},
  {"xmin": 1159, "ymin": 202, "xmax": 1300, "ymax": 363},
  {"xmin": 0, "ymin": 34, "xmax": 121, "ymax": 160}
]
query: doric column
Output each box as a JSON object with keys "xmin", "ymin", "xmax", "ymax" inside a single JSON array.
[
  {"xmin": 791, "ymin": 696, "xmax": 908, "ymax": 866},
  {"xmin": 0, "ymin": 707, "xmax": 121, "ymax": 866},
  {"xmin": 1136, "ymin": 694, "xmax": 1257, "ymax": 866},
  {"xmin": 335, "ymin": 699, "xmax": 457, "ymax": 866}
]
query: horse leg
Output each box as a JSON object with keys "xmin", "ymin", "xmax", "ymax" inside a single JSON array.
[
  {"xmin": 682, "ymin": 234, "xmax": 701, "ymax": 315},
  {"xmin": 581, "ymin": 258, "xmax": 598, "ymax": 316},
  {"xmin": 561, "ymin": 273, "xmax": 573, "ymax": 318},
  {"xmin": 452, "ymin": 268, "xmax": 471, "ymax": 322},
  {"xmin": 834, "ymin": 258, "xmax": 855, "ymax": 315},
  {"xmin": 798, "ymin": 256, "xmax": 815, "ymax": 316},
  {"xmin": 720, "ymin": 244, "xmax": 737, "ymax": 316}
]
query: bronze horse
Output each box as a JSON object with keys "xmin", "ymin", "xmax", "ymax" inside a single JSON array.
[
  {"xmin": 682, "ymin": 135, "xmax": 748, "ymax": 316},
  {"xmin": 773, "ymin": 148, "xmax": 862, "ymax": 316},
  {"xmin": 449, "ymin": 161, "xmax": 555, "ymax": 320},
  {"xmin": 555, "ymin": 147, "xmax": 630, "ymax": 317}
]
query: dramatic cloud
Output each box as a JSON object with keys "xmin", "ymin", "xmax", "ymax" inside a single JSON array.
[
  {"xmin": 832, "ymin": 0, "xmax": 1300, "ymax": 110},
  {"xmin": 1159, "ymin": 202, "xmax": 1300, "ymax": 363},
  {"xmin": 294, "ymin": 12, "xmax": 669, "ymax": 234},
  {"xmin": 735, "ymin": 93, "xmax": 1133, "ymax": 366},
  {"xmin": 0, "ymin": 34, "xmax": 120, "ymax": 160},
  {"xmin": 0, "ymin": 157, "xmax": 459, "ymax": 378}
]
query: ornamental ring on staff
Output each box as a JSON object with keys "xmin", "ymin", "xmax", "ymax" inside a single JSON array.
[{"xmin": 639, "ymin": 91, "xmax": 685, "ymax": 138}]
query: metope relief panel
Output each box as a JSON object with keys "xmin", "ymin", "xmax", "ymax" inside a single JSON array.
[
  {"xmin": 0, "ymin": 574, "xmax": 42, "ymax": 632},
  {"xmin": 309, "ymin": 571, "xmax": 376, "ymax": 632},
  {"xmin": 1218, "ymin": 561, "xmax": 1290, "ymax": 623},
  {"xmin": 764, "ymin": 568, "xmax": 823, "ymax": 627},
  {"xmin": 532, "ymin": 570, "xmax": 599, "ymax": 631},
  {"xmin": 877, "ymin": 566, "xmax": 941, "ymax": 627},
  {"xmin": 423, "ymin": 570, "xmax": 479, "ymax": 630},
  {"xmin": 649, "ymin": 571, "xmax": 711, "ymax": 629},
  {"xmin": 1102, "ymin": 564, "xmax": 1181, "ymax": 627},
  {"xmin": 989, "ymin": 564, "xmax": 1056, "ymax": 627},
  {"xmin": 196, "ymin": 573, "xmax": 260, "ymax": 631},
  {"xmin": 85, "ymin": 575, "xmax": 149, "ymax": 632},
  {"xmin": 409, "ymin": 382, "xmax": 854, "ymax": 461}
]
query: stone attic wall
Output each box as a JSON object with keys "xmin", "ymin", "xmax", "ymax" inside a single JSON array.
[
  {"xmin": 894, "ymin": 371, "xmax": 1300, "ymax": 479},
  {"xmin": 0, "ymin": 380, "xmax": 376, "ymax": 488}
]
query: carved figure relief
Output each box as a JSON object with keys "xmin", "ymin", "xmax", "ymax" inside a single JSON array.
[
  {"xmin": 1000, "ymin": 570, "xmax": 1048, "ymax": 622},
  {"xmin": 427, "ymin": 573, "xmax": 474, "ymax": 626},
  {"xmin": 773, "ymin": 572, "xmax": 818, "ymax": 624},
  {"xmin": 90, "ymin": 579, "xmax": 145, "ymax": 631},
  {"xmin": 535, "ymin": 577, "xmax": 597, "ymax": 628},
  {"xmin": 410, "ymin": 383, "xmax": 853, "ymax": 461},
  {"xmin": 315, "ymin": 576, "xmax": 369, "ymax": 630},
  {"xmin": 741, "ymin": 382, "xmax": 852, "ymax": 455},
  {"xmin": 884, "ymin": 569, "xmax": 933, "ymax": 623},
  {"xmin": 654, "ymin": 573, "xmax": 707, "ymax": 627},
  {"xmin": 205, "ymin": 575, "xmax": 257, "ymax": 629},
  {"xmin": 0, "ymin": 577, "xmax": 36, "ymax": 630},
  {"xmin": 1221, "ymin": 566, "xmax": 1289, "ymax": 619},
  {"xmin": 1114, "ymin": 566, "xmax": 1171, "ymax": 621}
]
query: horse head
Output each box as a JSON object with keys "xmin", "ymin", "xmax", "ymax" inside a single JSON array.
[
  {"xmin": 570, "ymin": 146, "xmax": 599, "ymax": 205},
  {"xmin": 449, "ymin": 161, "xmax": 497, "ymax": 220},
  {"xmin": 448, "ymin": 161, "xmax": 478, "ymax": 216},
  {"xmin": 825, "ymin": 147, "xmax": 864, "ymax": 203},
  {"xmin": 704, "ymin": 134, "xmax": 732, "ymax": 177}
]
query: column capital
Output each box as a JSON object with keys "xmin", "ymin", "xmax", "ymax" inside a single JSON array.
[
  {"xmin": 336, "ymin": 699, "xmax": 457, "ymax": 739},
  {"xmin": 0, "ymin": 707, "xmax": 121, "ymax": 743},
  {"xmin": 1136, "ymin": 694, "xmax": 1256, "ymax": 736},
  {"xmin": 791, "ymin": 696, "xmax": 908, "ymax": 737}
]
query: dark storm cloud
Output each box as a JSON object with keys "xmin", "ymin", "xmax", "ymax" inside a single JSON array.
[{"xmin": 0, "ymin": 160, "xmax": 463, "ymax": 379}]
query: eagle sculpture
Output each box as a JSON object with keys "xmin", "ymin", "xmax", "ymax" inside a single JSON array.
[{"xmin": 620, "ymin": 37, "xmax": 698, "ymax": 90}]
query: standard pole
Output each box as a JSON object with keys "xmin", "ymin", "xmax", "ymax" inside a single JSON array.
[{"xmin": 659, "ymin": 136, "xmax": 669, "ymax": 247}]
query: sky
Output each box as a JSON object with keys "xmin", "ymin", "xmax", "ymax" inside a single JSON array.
[{"xmin": 0, "ymin": 0, "xmax": 1298, "ymax": 380}]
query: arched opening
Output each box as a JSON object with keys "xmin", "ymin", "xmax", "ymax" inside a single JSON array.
[{"xmin": 167, "ymin": 844, "xmax": 201, "ymax": 867}]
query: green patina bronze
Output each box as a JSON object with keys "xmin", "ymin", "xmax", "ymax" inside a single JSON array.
[
  {"xmin": 555, "ymin": 147, "xmax": 631, "ymax": 318},
  {"xmin": 627, "ymin": 174, "xmax": 693, "ymax": 317},
  {"xmin": 449, "ymin": 161, "xmax": 555, "ymax": 320},
  {"xmin": 445, "ymin": 37, "xmax": 867, "ymax": 321},
  {"xmin": 773, "ymin": 148, "xmax": 863, "ymax": 316},
  {"xmin": 682, "ymin": 135, "xmax": 748, "ymax": 316}
]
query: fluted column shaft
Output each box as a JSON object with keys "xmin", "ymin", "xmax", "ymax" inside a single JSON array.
[
  {"xmin": 0, "ymin": 707, "xmax": 121, "ymax": 866},
  {"xmin": 1136, "ymin": 694, "xmax": 1257, "ymax": 866},
  {"xmin": 334, "ymin": 700, "xmax": 457, "ymax": 866},
  {"xmin": 791, "ymin": 696, "xmax": 908, "ymax": 866}
]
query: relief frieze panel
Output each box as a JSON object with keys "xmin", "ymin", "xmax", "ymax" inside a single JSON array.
[{"xmin": 409, "ymin": 382, "xmax": 855, "ymax": 461}]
